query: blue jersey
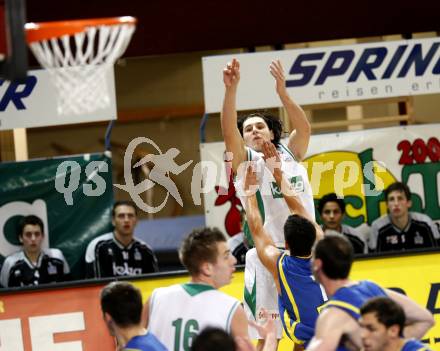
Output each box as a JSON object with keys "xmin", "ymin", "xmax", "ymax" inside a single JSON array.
[
  {"xmin": 277, "ymin": 253, "xmax": 327, "ymax": 346},
  {"xmin": 124, "ymin": 333, "xmax": 167, "ymax": 351},
  {"xmin": 323, "ymin": 280, "xmax": 387, "ymax": 351},
  {"xmin": 401, "ymin": 339, "xmax": 433, "ymax": 351}
]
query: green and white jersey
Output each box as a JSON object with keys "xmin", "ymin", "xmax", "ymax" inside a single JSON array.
[
  {"xmin": 235, "ymin": 144, "xmax": 315, "ymax": 247},
  {"xmin": 148, "ymin": 283, "xmax": 241, "ymax": 351}
]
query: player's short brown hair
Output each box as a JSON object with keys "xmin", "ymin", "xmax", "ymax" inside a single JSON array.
[{"xmin": 179, "ymin": 227, "xmax": 226, "ymax": 275}]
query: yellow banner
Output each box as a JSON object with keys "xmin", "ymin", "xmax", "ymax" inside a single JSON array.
[{"xmin": 351, "ymin": 252, "xmax": 440, "ymax": 349}]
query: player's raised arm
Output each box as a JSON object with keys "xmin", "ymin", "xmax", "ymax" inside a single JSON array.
[
  {"xmin": 221, "ymin": 58, "xmax": 247, "ymax": 173},
  {"xmin": 243, "ymin": 163, "xmax": 281, "ymax": 288},
  {"xmin": 270, "ymin": 60, "xmax": 311, "ymax": 161},
  {"xmin": 385, "ymin": 288, "xmax": 434, "ymax": 339}
]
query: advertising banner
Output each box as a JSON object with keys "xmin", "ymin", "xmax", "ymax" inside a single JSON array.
[
  {"xmin": 0, "ymin": 284, "xmax": 115, "ymax": 351},
  {"xmin": 0, "ymin": 153, "xmax": 114, "ymax": 279},
  {"xmin": 202, "ymin": 37, "xmax": 440, "ymax": 113},
  {"xmin": 0, "ymin": 66, "xmax": 116, "ymax": 130},
  {"xmin": 351, "ymin": 252, "xmax": 440, "ymax": 349},
  {"xmin": 201, "ymin": 124, "xmax": 440, "ymax": 236},
  {"xmin": 0, "ymin": 251, "xmax": 439, "ymax": 350}
]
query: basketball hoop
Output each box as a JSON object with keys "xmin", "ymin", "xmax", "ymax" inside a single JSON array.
[{"xmin": 25, "ymin": 16, "xmax": 137, "ymax": 116}]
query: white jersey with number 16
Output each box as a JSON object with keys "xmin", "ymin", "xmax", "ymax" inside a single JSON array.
[{"xmin": 148, "ymin": 283, "xmax": 240, "ymax": 351}]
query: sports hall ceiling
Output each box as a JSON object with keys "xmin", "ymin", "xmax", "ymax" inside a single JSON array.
[{"xmin": 27, "ymin": 1, "xmax": 439, "ymax": 57}]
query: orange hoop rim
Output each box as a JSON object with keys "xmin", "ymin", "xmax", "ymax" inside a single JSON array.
[{"xmin": 25, "ymin": 16, "xmax": 137, "ymax": 43}]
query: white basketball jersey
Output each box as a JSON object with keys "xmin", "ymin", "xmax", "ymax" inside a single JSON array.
[
  {"xmin": 148, "ymin": 283, "xmax": 241, "ymax": 351},
  {"xmin": 235, "ymin": 144, "xmax": 315, "ymax": 247}
]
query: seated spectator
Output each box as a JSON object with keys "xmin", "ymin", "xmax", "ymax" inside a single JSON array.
[
  {"xmin": 228, "ymin": 233, "xmax": 250, "ymax": 265},
  {"xmin": 100, "ymin": 281, "xmax": 167, "ymax": 351},
  {"xmin": 0, "ymin": 215, "xmax": 70, "ymax": 288},
  {"xmin": 369, "ymin": 182, "xmax": 439, "ymax": 253},
  {"xmin": 318, "ymin": 193, "xmax": 367, "ymax": 254},
  {"xmin": 85, "ymin": 200, "xmax": 159, "ymax": 278},
  {"xmin": 360, "ymin": 297, "xmax": 433, "ymax": 351}
]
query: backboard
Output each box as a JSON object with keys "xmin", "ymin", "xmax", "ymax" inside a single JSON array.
[{"xmin": 0, "ymin": 0, "xmax": 27, "ymax": 82}]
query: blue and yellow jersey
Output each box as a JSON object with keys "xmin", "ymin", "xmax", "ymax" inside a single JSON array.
[
  {"xmin": 323, "ymin": 280, "xmax": 387, "ymax": 351},
  {"xmin": 277, "ymin": 253, "xmax": 327, "ymax": 345},
  {"xmin": 124, "ymin": 333, "xmax": 167, "ymax": 351},
  {"xmin": 324, "ymin": 280, "xmax": 386, "ymax": 320},
  {"xmin": 401, "ymin": 339, "xmax": 433, "ymax": 351}
]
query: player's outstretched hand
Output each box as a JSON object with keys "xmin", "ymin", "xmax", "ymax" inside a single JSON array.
[
  {"xmin": 248, "ymin": 308, "xmax": 277, "ymax": 351},
  {"xmin": 249, "ymin": 308, "xmax": 276, "ymax": 340},
  {"xmin": 262, "ymin": 141, "xmax": 282, "ymax": 179},
  {"xmin": 236, "ymin": 308, "xmax": 277, "ymax": 351},
  {"xmin": 243, "ymin": 161, "xmax": 259, "ymax": 196},
  {"xmin": 223, "ymin": 58, "xmax": 241, "ymax": 89},
  {"xmin": 269, "ymin": 59, "xmax": 287, "ymax": 96}
]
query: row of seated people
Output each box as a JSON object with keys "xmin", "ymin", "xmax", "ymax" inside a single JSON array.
[
  {"xmin": 229, "ymin": 181, "xmax": 439, "ymax": 264},
  {"xmin": 319, "ymin": 181, "xmax": 439, "ymax": 254},
  {"xmin": 1, "ymin": 181, "xmax": 439, "ymax": 288},
  {"xmin": 0, "ymin": 200, "xmax": 159, "ymax": 288}
]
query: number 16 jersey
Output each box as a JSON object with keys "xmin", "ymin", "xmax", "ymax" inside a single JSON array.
[{"xmin": 148, "ymin": 283, "xmax": 240, "ymax": 351}]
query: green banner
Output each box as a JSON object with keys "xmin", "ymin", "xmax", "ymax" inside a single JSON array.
[{"xmin": 0, "ymin": 153, "xmax": 113, "ymax": 279}]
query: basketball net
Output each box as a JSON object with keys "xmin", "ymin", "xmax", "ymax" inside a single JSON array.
[{"xmin": 26, "ymin": 17, "xmax": 136, "ymax": 116}]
